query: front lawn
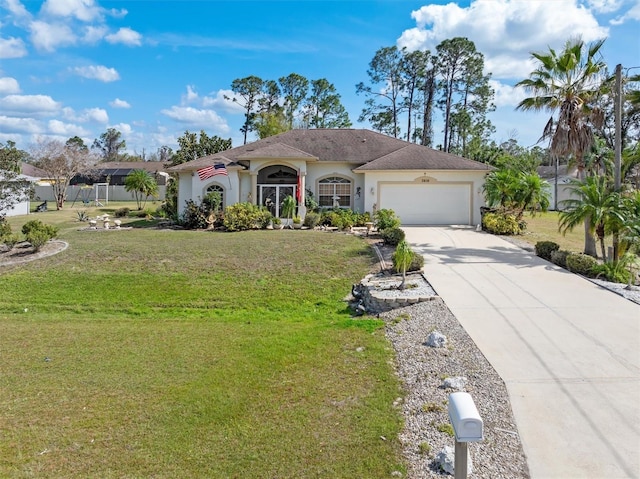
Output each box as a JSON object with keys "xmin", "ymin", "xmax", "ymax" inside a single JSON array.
[
  {"xmin": 0, "ymin": 208, "xmax": 405, "ymax": 478},
  {"xmin": 519, "ymin": 211, "xmax": 589, "ymax": 253}
]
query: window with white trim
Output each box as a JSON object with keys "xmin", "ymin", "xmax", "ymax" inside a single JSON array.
[
  {"xmin": 318, "ymin": 176, "xmax": 351, "ymax": 208},
  {"xmin": 205, "ymin": 184, "xmax": 225, "ymax": 209}
]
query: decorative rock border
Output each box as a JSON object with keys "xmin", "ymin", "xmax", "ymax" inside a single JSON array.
[{"xmin": 354, "ymin": 272, "xmax": 438, "ymax": 314}]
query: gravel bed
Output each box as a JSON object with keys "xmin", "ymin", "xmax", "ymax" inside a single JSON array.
[{"xmin": 381, "ymin": 300, "xmax": 530, "ymax": 478}]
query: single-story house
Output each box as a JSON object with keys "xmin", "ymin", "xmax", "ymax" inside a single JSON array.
[
  {"xmin": 537, "ymin": 164, "xmax": 579, "ymax": 210},
  {"xmin": 1, "ymin": 164, "xmax": 48, "ymax": 217},
  {"xmin": 168, "ymin": 129, "xmax": 492, "ymax": 226},
  {"xmin": 72, "ymin": 161, "xmax": 169, "ymax": 186}
]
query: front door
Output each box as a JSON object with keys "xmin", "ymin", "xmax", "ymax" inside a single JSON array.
[{"xmin": 260, "ymin": 185, "xmax": 294, "ymax": 218}]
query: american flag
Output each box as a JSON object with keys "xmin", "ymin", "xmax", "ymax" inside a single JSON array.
[{"xmin": 197, "ymin": 163, "xmax": 228, "ymax": 180}]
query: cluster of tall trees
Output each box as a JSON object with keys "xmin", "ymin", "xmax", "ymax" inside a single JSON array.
[
  {"xmin": 226, "ymin": 74, "xmax": 351, "ymax": 144},
  {"xmin": 356, "ymin": 37, "xmax": 495, "ymax": 158},
  {"xmin": 509, "ymin": 38, "xmax": 639, "ymax": 262}
]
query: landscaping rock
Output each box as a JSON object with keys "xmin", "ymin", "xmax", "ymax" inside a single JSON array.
[
  {"xmin": 442, "ymin": 376, "xmax": 467, "ymax": 390},
  {"xmin": 425, "ymin": 331, "xmax": 447, "ymax": 348},
  {"xmin": 434, "ymin": 445, "xmax": 473, "ymax": 475}
]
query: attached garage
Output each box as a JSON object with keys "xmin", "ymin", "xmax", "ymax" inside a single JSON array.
[{"xmin": 379, "ymin": 183, "xmax": 472, "ymax": 225}]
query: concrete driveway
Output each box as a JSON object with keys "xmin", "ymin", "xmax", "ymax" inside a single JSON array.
[{"xmin": 403, "ymin": 226, "xmax": 640, "ymax": 479}]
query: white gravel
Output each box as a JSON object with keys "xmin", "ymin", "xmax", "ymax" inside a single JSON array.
[{"xmin": 381, "ymin": 300, "xmax": 530, "ymax": 478}]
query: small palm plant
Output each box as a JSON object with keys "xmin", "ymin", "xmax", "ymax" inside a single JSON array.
[
  {"xmin": 281, "ymin": 195, "xmax": 296, "ymax": 228},
  {"xmin": 124, "ymin": 170, "xmax": 159, "ymax": 210},
  {"xmin": 393, "ymin": 240, "xmax": 413, "ymax": 290}
]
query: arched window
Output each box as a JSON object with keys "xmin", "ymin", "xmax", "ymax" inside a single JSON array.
[
  {"xmin": 205, "ymin": 184, "xmax": 225, "ymax": 209},
  {"xmin": 318, "ymin": 176, "xmax": 351, "ymax": 208}
]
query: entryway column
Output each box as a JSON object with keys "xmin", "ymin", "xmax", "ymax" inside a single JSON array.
[
  {"xmin": 299, "ymin": 172, "xmax": 307, "ymax": 218},
  {"xmin": 250, "ymin": 172, "xmax": 258, "ymax": 204}
]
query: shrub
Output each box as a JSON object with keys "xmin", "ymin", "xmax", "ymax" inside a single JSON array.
[
  {"xmin": 2, "ymin": 233, "xmax": 19, "ymax": 250},
  {"xmin": 257, "ymin": 209, "xmax": 273, "ymax": 229},
  {"xmin": 303, "ymin": 211, "xmax": 321, "ymax": 228},
  {"xmin": 550, "ymin": 249, "xmax": 570, "ymax": 268},
  {"xmin": 566, "ymin": 253, "xmax": 598, "ymax": 277},
  {"xmin": 21, "ymin": 220, "xmax": 58, "ymax": 239},
  {"xmin": 320, "ymin": 210, "xmax": 344, "ymax": 229},
  {"xmin": 26, "ymin": 229, "xmax": 50, "ymax": 251},
  {"xmin": 482, "ymin": 212, "xmax": 522, "ymax": 235},
  {"xmin": 114, "ymin": 207, "xmax": 130, "ymax": 218},
  {"xmin": 1, "ymin": 218, "xmax": 18, "ymax": 250},
  {"xmin": 223, "ymin": 202, "xmax": 268, "ymax": 232},
  {"xmin": 535, "ymin": 241, "xmax": 560, "ymax": 261},
  {"xmin": 21, "ymin": 219, "xmax": 58, "ymax": 251},
  {"xmin": 180, "ymin": 199, "xmax": 209, "ymax": 229},
  {"xmin": 75, "ymin": 210, "xmax": 89, "ymax": 222},
  {"xmin": 0, "ymin": 218, "xmax": 12, "ymax": 241},
  {"xmin": 374, "ymin": 208, "xmax": 401, "ymax": 232},
  {"xmin": 408, "ymin": 251, "xmax": 424, "ymax": 272},
  {"xmin": 381, "ymin": 227, "xmax": 405, "ymax": 246},
  {"xmin": 592, "ymin": 260, "xmax": 633, "ymax": 284}
]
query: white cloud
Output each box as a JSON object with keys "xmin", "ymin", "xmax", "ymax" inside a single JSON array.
[
  {"xmin": 30, "ymin": 20, "xmax": 76, "ymax": 51},
  {"xmin": 110, "ymin": 98, "xmax": 131, "ymax": 108},
  {"xmin": 82, "ymin": 107, "xmax": 108, "ymax": 123},
  {"xmin": 182, "ymin": 85, "xmax": 199, "ymax": 104},
  {"xmin": 0, "ymin": 36, "xmax": 28, "ymax": 58},
  {"xmin": 160, "ymin": 106, "xmax": 230, "ymax": 133},
  {"xmin": 105, "ymin": 27, "xmax": 142, "ymax": 46},
  {"xmin": 0, "ymin": 94, "xmax": 61, "ymax": 116},
  {"xmin": 0, "ymin": 115, "xmax": 43, "ymax": 134},
  {"xmin": 202, "ymin": 89, "xmax": 245, "ymax": 114},
  {"xmin": 586, "ymin": 0, "xmax": 623, "ymax": 13},
  {"xmin": 4, "ymin": 0, "xmax": 31, "ymax": 19},
  {"xmin": 71, "ymin": 65, "xmax": 120, "ymax": 82},
  {"xmin": 41, "ymin": 0, "xmax": 102, "ymax": 22},
  {"xmin": 62, "ymin": 106, "xmax": 109, "ymax": 123},
  {"xmin": 0, "ymin": 76, "xmax": 21, "ymax": 94},
  {"xmin": 611, "ymin": 1, "xmax": 640, "ymax": 23},
  {"xmin": 489, "ymin": 79, "xmax": 527, "ymax": 108},
  {"xmin": 48, "ymin": 119, "xmax": 89, "ymax": 136},
  {"xmin": 82, "ymin": 25, "xmax": 108, "ymax": 44},
  {"xmin": 398, "ymin": 0, "xmax": 609, "ymax": 80},
  {"xmin": 110, "ymin": 122, "xmax": 133, "ymax": 135}
]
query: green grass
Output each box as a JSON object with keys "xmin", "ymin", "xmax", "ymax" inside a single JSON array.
[
  {"xmin": 1, "ymin": 205, "xmax": 405, "ymax": 478},
  {"xmin": 520, "ymin": 211, "xmax": 592, "ymax": 253}
]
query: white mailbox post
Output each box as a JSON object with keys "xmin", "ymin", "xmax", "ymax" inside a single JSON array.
[{"xmin": 448, "ymin": 392, "xmax": 483, "ymax": 479}]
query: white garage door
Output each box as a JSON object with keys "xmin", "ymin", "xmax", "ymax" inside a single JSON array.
[{"xmin": 379, "ymin": 184, "xmax": 471, "ymax": 225}]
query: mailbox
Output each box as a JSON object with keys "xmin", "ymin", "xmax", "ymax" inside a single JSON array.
[{"xmin": 448, "ymin": 392, "xmax": 483, "ymax": 442}]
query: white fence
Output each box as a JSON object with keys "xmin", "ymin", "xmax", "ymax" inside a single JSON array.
[{"xmin": 34, "ymin": 185, "xmax": 167, "ymax": 204}]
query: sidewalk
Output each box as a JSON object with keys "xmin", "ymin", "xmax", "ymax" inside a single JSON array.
[{"xmin": 403, "ymin": 226, "xmax": 640, "ymax": 479}]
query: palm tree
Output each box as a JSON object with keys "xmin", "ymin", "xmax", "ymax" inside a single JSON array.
[
  {"xmin": 559, "ymin": 176, "xmax": 625, "ymax": 261},
  {"xmin": 516, "ymin": 37, "xmax": 607, "ymax": 256},
  {"xmin": 393, "ymin": 240, "xmax": 413, "ymax": 290},
  {"xmin": 483, "ymin": 169, "xmax": 550, "ymax": 221},
  {"xmin": 124, "ymin": 170, "xmax": 159, "ymax": 210}
]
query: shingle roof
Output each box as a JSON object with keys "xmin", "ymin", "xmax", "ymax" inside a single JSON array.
[
  {"xmin": 237, "ymin": 142, "xmax": 318, "ymax": 160},
  {"xmin": 353, "ymin": 143, "xmax": 492, "ymax": 171},
  {"xmin": 91, "ymin": 161, "xmax": 168, "ymax": 176},
  {"xmin": 167, "ymin": 129, "xmax": 492, "ymax": 172},
  {"xmin": 21, "ymin": 163, "xmax": 48, "ymax": 178}
]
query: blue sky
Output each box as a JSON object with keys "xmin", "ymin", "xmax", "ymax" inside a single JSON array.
[{"xmin": 1, "ymin": 0, "xmax": 639, "ymax": 157}]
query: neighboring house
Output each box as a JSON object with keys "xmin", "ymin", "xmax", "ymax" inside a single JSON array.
[
  {"xmin": 168, "ymin": 129, "xmax": 492, "ymax": 226},
  {"xmin": 2, "ymin": 164, "xmax": 47, "ymax": 217},
  {"xmin": 72, "ymin": 162, "xmax": 169, "ymax": 187},
  {"xmin": 537, "ymin": 164, "xmax": 579, "ymax": 210},
  {"xmin": 35, "ymin": 161, "xmax": 169, "ymax": 203}
]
